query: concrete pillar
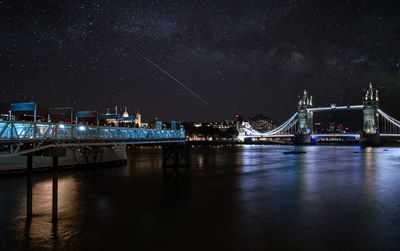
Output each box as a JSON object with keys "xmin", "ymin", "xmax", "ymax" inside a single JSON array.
[
  {"xmin": 27, "ymin": 155, "xmax": 33, "ymax": 218},
  {"xmin": 52, "ymin": 156, "xmax": 58, "ymax": 222}
]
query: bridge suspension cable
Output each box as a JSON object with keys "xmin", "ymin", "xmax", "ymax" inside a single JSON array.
[
  {"xmin": 241, "ymin": 112, "xmax": 298, "ymax": 137},
  {"xmin": 377, "ymin": 109, "xmax": 400, "ymax": 135}
]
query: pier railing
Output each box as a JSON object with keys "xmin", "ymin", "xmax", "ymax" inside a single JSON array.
[{"xmin": 0, "ymin": 121, "xmax": 185, "ymax": 142}]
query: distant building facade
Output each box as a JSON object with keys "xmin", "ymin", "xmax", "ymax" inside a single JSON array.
[
  {"xmin": 103, "ymin": 106, "xmax": 141, "ymax": 127},
  {"xmin": 248, "ymin": 114, "xmax": 276, "ymax": 132}
]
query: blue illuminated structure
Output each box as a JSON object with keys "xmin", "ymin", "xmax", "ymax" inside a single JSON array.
[
  {"xmin": 0, "ymin": 122, "xmax": 184, "ymax": 142},
  {"xmin": 0, "ymin": 103, "xmax": 184, "ymax": 156},
  {"xmin": 118, "ymin": 116, "xmax": 135, "ymax": 122},
  {"xmin": 0, "ymin": 121, "xmax": 185, "ymax": 155},
  {"xmin": 99, "ymin": 114, "xmax": 118, "ymax": 120},
  {"xmin": 9, "ymin": 102, "xmax": 37, "ymax": 122}
]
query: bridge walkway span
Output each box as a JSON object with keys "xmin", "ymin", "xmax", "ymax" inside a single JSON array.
[{"xmin": 0, "ymin": 121, "xmax": 185, "ymax": 156}]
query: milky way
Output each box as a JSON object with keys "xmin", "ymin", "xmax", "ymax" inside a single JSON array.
[{"xmin": 1, "ymin": 0, "xmax": 400, "ymax": 122}]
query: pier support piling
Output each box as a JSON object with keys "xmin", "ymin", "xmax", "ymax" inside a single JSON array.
[
  {"xmin": 162, "ymin": 144, "xmax": 190, "ymax": 180},
  {"xmin": 27, "ymin": 155, "xmax": 33, "ymax": 218},
  {"xmin": 52, "ymin": 156, "xmax": 58, "ymax": 222}
]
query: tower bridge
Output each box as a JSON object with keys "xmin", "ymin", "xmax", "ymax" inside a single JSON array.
[{"xmin": 239, "ymin": 83, "xmax": 400, "ymax": 145}]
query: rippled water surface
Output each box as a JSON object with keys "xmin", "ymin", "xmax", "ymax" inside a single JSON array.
[{"xmin": 1, "ymin": 145, "xmax": 400, "ymax": 250}]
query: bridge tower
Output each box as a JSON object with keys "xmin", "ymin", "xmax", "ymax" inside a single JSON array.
[
  {"xmin": 295, "ymin": 89, "xmax": 313, "ymax": 144},
  {"xmin": 361, "ymin": 82, "xmax": 381, "ymax": 146}
]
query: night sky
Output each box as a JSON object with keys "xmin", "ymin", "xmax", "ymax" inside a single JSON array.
[{"xmin": 2, "ymin": 0, "xmax": 400, "ymax": 122}]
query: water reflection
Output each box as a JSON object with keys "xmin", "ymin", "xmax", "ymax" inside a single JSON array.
[
  {"xmin": 1, "ymin": 145, "xmax": 400, "ymax": 250},
  {"xmin": 25, "ymin": 175, "xmax": 79, "ymax": 248},
  {"xmin": 236, "ymin": 145, "xmax": 400, "ymax": 249},
  {"xmin": 126, "ymin": 146, "xmax": 163, "ymax": 176}
]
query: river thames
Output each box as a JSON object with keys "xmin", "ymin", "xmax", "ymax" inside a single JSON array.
[{"xmin": 1, "ymin": 145, "xmax": 400, "ymax": 250}]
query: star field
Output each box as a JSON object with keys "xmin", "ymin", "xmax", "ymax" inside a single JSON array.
[{"xmin": 1, "ymin": 0, "xmax": 400, "ymax": 122}]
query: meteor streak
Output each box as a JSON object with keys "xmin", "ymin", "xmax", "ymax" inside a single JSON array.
[{"xmin": 140, "ymin": 54, "xmax": 209, "ymax": 105}]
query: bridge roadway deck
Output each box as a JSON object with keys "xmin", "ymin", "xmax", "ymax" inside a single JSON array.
[
  {"xmin": 244, "ymin": 134, "xmax": 360, "ymax": 138},
  {"xmin": 307, "ymin": 105, "xmax": 363, "ymax": 112},
  {"xmin": 244, "ymin": 134, "xmax": 400, "ymax": 140}
]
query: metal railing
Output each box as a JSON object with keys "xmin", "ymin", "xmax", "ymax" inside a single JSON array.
[{"xmin": 0, "ymin": 121, "xmax": 185, "ymax": 142}]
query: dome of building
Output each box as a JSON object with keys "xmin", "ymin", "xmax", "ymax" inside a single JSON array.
[{"xmin": 122, "ymin": 107, "xmax": 129, "ymax": 117}]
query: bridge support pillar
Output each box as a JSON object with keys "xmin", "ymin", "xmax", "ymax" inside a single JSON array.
[
  {"xmin": 52, "ymin": 156, "xmax": 58, "ymax": 222},
  {"xmin": 27, "ymin": 155, "xmax": 33, "ymax": 218},
  {"xmin": 24, "ymin": 148, "xmax": 65, "ymax": 222},
  {"xmin": 295, "ymin": 89, "xmax": 312, "ymax": 145},
  {"xmin": 361, "ymin": 83, "xmax": 381, "ymax": 146},
  {"xmin": 162, "ymin": 144, "xmax": 190, "ymax": 180},
  {"xmin": 294, "ymin": 134, "xmax": 311, "ymax": 145},
  {"xmin": 360, "ymin": 133, "xmax": 381, "ymax": 147}
]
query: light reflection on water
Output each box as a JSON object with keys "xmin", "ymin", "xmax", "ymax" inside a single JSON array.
[
  {"xmin": 236, "ymin": 145, "xmax": 400, "ymax": 250},
  {"xmin": 1, "ymin": 145, "xmax": 400, "ymax": 250}
]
